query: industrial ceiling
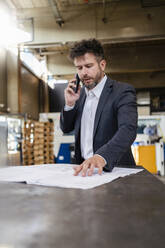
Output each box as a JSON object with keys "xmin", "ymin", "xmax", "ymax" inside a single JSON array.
[
  {"xmin": 5, "ymin": 0, "xmax": 165, "ymax": 51},
  {"xmin": 3, "ymin": 0, "xmax": 165, "ymax": 80},
  {"xmin": 7, "ymin": 0, "xmax": 118, "ymax": 9}
]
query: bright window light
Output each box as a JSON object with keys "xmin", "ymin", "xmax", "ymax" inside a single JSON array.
[
  {"xmin": 20, "ymin": 52, "xmax": 44, "ymax": 78},
  {"xmin": 0, "ymin": 10, "xmax": 31, "ymax": 47}
]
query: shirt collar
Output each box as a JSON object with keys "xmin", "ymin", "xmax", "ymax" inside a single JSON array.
[{"xmin": 85, "ymin": 75, "xmax": 107, "ymax": 99}]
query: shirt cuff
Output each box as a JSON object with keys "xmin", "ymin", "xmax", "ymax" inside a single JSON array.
[
  {"xmin": 95, "ymin": 154, "xmax": 107, "ymax": 166},
  {"xmin": 64, "ymin": 104, "xmax": 75, "ymax": 111}
]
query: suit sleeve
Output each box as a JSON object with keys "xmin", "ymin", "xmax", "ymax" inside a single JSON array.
[
  {"xmin": 96, "ymin": 85, "xmax": 137, "ymax": 171},
  {"xmin": 60, "ymin": 106, "xmax": 78, "ymax": 134}
]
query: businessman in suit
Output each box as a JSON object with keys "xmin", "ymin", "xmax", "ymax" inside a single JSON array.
[{"xmin": 60, "ymin": 39, "xmax": 137, "ymax": 176}]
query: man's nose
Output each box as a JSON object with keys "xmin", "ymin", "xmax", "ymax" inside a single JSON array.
[{"xmin": 81, "ymin": 67, "xmax": 88, "ymax": 76}]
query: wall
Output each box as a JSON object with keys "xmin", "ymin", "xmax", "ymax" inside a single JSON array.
[
  {"xmin": 105, "ymin": 43, "xmax": 165, "ymax": 73},
  {"xmin": 0, "ymin": 47, "xmax": 7, "ymax": 112},
  {"xmin": 20, "ymin": 65, "xmax": 40, "ymax": 120},
  {"xmin": 110, "ymin": 71, "xmax": 165, "ymax": 89},
  {"xmin": 7, "ymin": 48, "xmax": 19, "ymax": 113},
  {"xmin": 0, "ymin": 0, "xmax": 18, "ymax": 114},
  {"xmin": 19, "ymin": 64, "xmax": 48, "ymax": 120}
]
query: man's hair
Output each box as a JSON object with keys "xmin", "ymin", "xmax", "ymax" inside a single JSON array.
[{"xmin": 69, "ymin": 39, "xmax": 105, "ymax": 61}]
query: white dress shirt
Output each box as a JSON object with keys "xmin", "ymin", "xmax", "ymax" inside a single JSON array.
[
  {"xmin": 81, "ymin": 75, "xmax": 107, "ymax": 159},
  {"xmin": 64, "ymin": 75, "xmax": 107, "ymax": 162}
]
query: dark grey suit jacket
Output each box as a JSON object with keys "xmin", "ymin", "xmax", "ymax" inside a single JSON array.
[{"xmin": 60, "ymin": 77, "xmax": 137, "ymax": 171}]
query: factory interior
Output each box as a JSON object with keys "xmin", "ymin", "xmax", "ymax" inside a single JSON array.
[{"xmin": 0, "ymin": 0, "xmax": 165, "ymax": 247}]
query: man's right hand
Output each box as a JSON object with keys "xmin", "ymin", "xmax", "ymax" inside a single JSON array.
[{"xmin": 64, "ymin": 79, "xmax": 81, "ymax": 107}]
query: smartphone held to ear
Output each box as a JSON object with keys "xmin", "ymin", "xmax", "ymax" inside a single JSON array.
[{"xmin": 74, "ymin": 74, "xmax": 80, "ymax": 93}]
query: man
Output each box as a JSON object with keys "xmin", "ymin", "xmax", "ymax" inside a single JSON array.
[{"xmin": 60, "ymin": 39, "xmax": 137, "ymax": 176}]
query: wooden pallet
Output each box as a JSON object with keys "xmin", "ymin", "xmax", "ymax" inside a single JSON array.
[{"xmin": 22, "ymin": 120, "xmax": 54, "ymax": 165}]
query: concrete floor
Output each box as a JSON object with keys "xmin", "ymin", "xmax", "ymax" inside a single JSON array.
[{"xmin": 154, "ymin": 174, "xmax": 165, "ymax": 184}]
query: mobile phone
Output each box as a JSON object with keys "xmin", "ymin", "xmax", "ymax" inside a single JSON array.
[{"xmin": 74, "ymin": 74, "xmax": 80, "ymax": 93}]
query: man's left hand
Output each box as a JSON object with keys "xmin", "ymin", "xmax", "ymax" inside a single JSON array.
[{"xmin": 73, "ymin": 155, "xmax": 106, "ymax": 177}]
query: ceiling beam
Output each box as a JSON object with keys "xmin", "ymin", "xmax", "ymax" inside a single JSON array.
[
  {"xmin": 5, "ymin": 0, "xmax": 17, "ymax": 9},
  {"xmin": 21, "ymin": 34, "xmax": 165, "ymax": 51}
]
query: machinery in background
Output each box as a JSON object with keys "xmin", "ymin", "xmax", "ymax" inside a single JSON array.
[
  {"xmin": 0, "ymin": 116, "xmax": 8, "ymax": 166},
  {"xmin": 155, "ymin": 141, "xmax": 165, "ymax": 176},
  {"xmin": 0, "ymin": 114, "xmax": 24, "ymax": 166},
  {"xmin": 132, "ymin": 115, "xmax": 165, "ymax": 176}
]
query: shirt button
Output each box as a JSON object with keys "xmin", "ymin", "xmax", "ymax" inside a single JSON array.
[{"xmin": 89, "ymin": 91, "xmax": 94, "ymax": 97}]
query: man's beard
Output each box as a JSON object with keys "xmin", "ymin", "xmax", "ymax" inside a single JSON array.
[
  {"xmin": 83, "ymin": 81, "xmax": 98, "ymax": 90},
  {"xmin": 82, "ymin": 70, "xmax": 103, "ymax": 90}
]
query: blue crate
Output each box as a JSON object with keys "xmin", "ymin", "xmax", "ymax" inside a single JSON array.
[{"xmin": 55, "ymin": 143, "xmax": 71, "ymax": 163}]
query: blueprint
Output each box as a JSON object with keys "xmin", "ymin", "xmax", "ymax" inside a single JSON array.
[{"xmin": 0, "ymin": 164, "xmax": 143, "ymax": 189}]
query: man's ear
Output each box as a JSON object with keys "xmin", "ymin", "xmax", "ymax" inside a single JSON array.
[{"xmin": 100, "ymin": 59, "xmax": 106, "ymax": 71}]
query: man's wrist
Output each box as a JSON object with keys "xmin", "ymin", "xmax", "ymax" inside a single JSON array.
[
  {"xmin": 64, "ymin": 104, "xmax": 75, "ymax": 111},
  {"xmin": 95, "ymin": 154, "xmax": 107, "ymax": 167}
]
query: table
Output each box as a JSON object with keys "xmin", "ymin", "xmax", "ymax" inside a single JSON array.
[{"xmin": 0, "ymin": 169, "xmax": 165, "ymax": 248}]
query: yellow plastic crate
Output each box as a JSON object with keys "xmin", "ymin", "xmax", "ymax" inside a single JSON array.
[{"xmin": 132, "ymin": 145, "xmax": 157, "ymax": 174}]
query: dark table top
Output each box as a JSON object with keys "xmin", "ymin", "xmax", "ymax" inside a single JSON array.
[{"xmin": 0, "ymin": 169, "xmax": 165, "ymax": 248}]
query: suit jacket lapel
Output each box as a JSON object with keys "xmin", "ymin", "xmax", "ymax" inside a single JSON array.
[{"xmin": 93, "ymin": 78, "xmax": 113, "ymax": 138}]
